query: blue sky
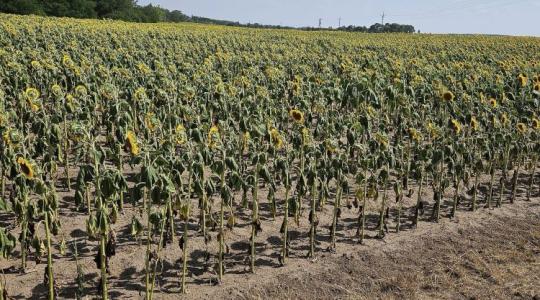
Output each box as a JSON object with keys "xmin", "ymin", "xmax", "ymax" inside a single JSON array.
[{"xmin": 137, "ymin": 0, "xmax": 540, "ymax": 36}]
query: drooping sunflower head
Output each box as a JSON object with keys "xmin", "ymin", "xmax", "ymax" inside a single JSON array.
[
  {"xmin": 125, "ymin": 130, "xmax": 139, "ymax": 156},
  {"xmin": 30, "ymin": 102, "xmax": 40, "ymax": 112},
  {"xmin": 17, "ymin": 157, "xmax": 35, "ymax": 180},
  {"xmin": 517, "ymin": 74, "xmax": 528, "ymax": 88},
  {"xmin": 75, "ymin": 85, "xmax": 87, "ymax": 97},
  {"xmin": 175, "ymin": 124, "xmax": 187, "ymax": 145},
  {"xmin": 501, "ymin": 113, "xmax": 509, "ymax": 126},
  {"xmin": 242, "ymin": 131, "xmax": 250, "ymax": 152},
  {"xmin": 426, "ymin": 122, "xmax": 439, "ymax": 139},
  {"xmin": 491, "ymin": 115, "xmax": 499, "ymax": 128},
  {"xmin": 516, "ymin": 123, "xmax": 527, "ymax": 134},
  {"xmin": 532, "ymin": 118, "xmax": 540, "ymax": 130},
  {"xmin": 375, "ymin": 133, "xmax": 389, "ymax": 149},
  {"xmin": 408, "ymin": 127, "xmax": 421, "ymax": 143},
  {"xmin": 289, "ymin": 109, "xmax": 305, "ymax": 124},
  {"xmin": 301, "ymin": 127, "xmax": 310, "ymax": 145},
  {"xmin": 489, "ymin": 98, "xmax": 497, "ymax": 108},
  {"xmin": 144, "ymin": 113, "xmax": 157, "ymax": 132},
  {"xmin": 470, "ymin": 116, "xmax": 479, "ymax": 131},
  {"xmin": 534, "ymin": 83, "xmax": 540, "ymax": 93},
  {"xmin": 450, "ymin": 119, "xmax": 462, "ymax": 135},
  {"xmin": 442, "ymin": 91, "xmax": 455, "ymax": 101},
  {"xmin": 207, "ymin": 125, "xmax": 220, "ymax": 149},
  {"xmin": 270, "ymin": 128, "xmax": 283, "ymax": 150},
  {"xmin": 134, "ymin": 87, "xmax": 147, "ymax": 101}
]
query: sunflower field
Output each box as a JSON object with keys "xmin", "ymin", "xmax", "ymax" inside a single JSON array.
[{"xmin": 0, "ymin": 13, "xmax": 539, "ymax": 299}]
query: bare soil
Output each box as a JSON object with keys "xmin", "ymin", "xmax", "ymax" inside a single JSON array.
[{"xmin": 1, "ymin": 169, "xmax": 539, "ymax": 300}]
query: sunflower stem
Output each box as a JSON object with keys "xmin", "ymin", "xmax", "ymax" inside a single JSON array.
[{"xmin": 44, "ymin": 210, "xmax": 54, "ymax": 300}]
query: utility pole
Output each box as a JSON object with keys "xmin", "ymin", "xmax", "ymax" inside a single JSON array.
[
  {"xmin": 338, "ymin": 17, "xmax": 341, "ymax": 28},
  {"xmin": 381, "ymin": 12, "xmax": 385, "ymax": 25},
  {"xmin": 318, "ymin": 18, "xmax": 322, "ymax": 28}
]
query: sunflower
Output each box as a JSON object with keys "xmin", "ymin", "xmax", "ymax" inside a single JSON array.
[
  {"xmin": 324, "ymin": 139, "xmax": 337, "ymax": 154},
  {"xmin": 517, "ymin": 74, "xmax": 528, "ymax": 88},
  {"xmin": 2, "ymin": 131, "xmax": 11, "ymax": 145},
  {"xmin": 51, "ymin": 84, "xmax": 63, "ymax": 97},
  {"xmin": 125, "ymin": 130, "xmax": 139, "ymax": 156},
  {"xmin": 175, "ymin": 124, "xmax": 187, "ymax": 145},
  {"xmin": 242, "ymin": 131, "xmax": 250, "ymax": 152},
  {"xmin": 516, "ymin": 123, "xmax": 527, "ymax": 134},
  {"xmin": 532, "ymin": 118, "xmax": 540, "ymax": 130},
  {"xmin": 501, "ymin": 113, "xmax": 509, "ymax": 126},
  {"xmin": 0, "ymin": 113, "xmax": 6, "ymax": 127},
  {"xmin": 450, "ymin": 119, "xmax": 462, "ymax": 135},
  {"xmin": 426, "ymin": 122, "xmax": 439, "ymax": 139},
  {"xmin": 269, "ymin": 128, "xmax": 283, "ymax": 150},
  {"xmin": 134, "ymin": 87, "xmax": 147, "ymax": 101},
  {"xmin": 534, "ymin": 83, "xmax": 540, "ymax": 93},
  {"xmin": 144, "ymin": 113, "xmax": 157, "ymax": 132},
  {"xmin": 17, "ymin": 157, "xmax": 35, "ymax": 180},
  {"xmin": 408, "ymin": 127, "xmax": 421, "ymax": 143},
  {"xmin": 208, "ymin": 125, "xmax": 220, "ymax": 149},
  {"xmin": 442, "ymin": 91, "xmax": 455, "ymax": 101},
  {"xmin": 470, "ymin": 116, "xmax": 479, "ymax": 131},
  {"xmin": 289, "ymin": 109, "xmax": 304, "ymax": 124},
  {"xmin": 366, "ymin": 105, "xmax": 376, "ymax": 117},
  {"xmin": 489, "ymin": 98, "xmax": 497, "ymax": 108},
  {"xmin": 75, "ymin": 85, "xmax": 87, "ymax": 97},
  {"xmin": 491, "ymin": 116, "xmax": 499, "ymax": 128},
  {"xmin": 24, "ymin": 87, "xmax": 40, "ymax": 102},
  {"xmin": 301, "ymin": 127, "xmax": 310, "ymax": 146},
  {"xmin": 375, "ymin": 133, "xmax": 389, "ymax": 149},
  {"xmin": 31, "ymin": 103, "xmax": 40, "ymax": 112},
  {"xmin": 31, "ymin": 60, "xmax": 41, "ymax": 69}
]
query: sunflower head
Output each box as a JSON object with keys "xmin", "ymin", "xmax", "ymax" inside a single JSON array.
[
  {"xmin": 24, "ymin": 87, "xmax": 40, "ymax": 102},
  {"xmin": 517, "ymin": 74, "xmax": 528, "ymax": 88},
  {"xmin": 532, "ymin": 118, "xmax": 540, "ymax": 130},
  {"xmin": 375, "ymin": 133, "xmax": 389, "ymax": 149},
  {"xmin": 426, "ymin": 122, "xmax": 439, "ymax": 138},
  {"xmin": 289, "ymin": 109, "xmax": 305, "ymax": 124},
  {"xmin": 144, "ymin": 113, "xmax": 157, "ymax": 132},
  {"xmin": 442, "ymin": 91, "xmax": 455, "ymax": 101},
  {"xmin": 208, "ymin": 125, "xmax": 220, "ymax": 149},
  {"xmin": 516, "ymin": 123, "xmax": 527, "ymax": 134},
  {"xmin": 450, "ymin": 119, "xmax": 462, "ymax": 135},
  {"xmin": 408, "ymin": 127, "xmax": 421, "ymax": 143},
  {"xmin": 75, "ymin": 85, "xmax": 87, "ymax": 97},
  {"xmin": 534, "ymin": 83, "xmax": 540, "ymax": 93},
  {"xmin": 125, "ymin": 130, "xmax": 139, "ymax": 156},
  {"xmin": 17, "ymin": 157, "xmax": 35, "ymax": 180},
  {"xmin": 489, "ymin": 98, "xmax": 497, "ymax": 108},
  {"xmin": 175, "ymin": 124, "xmax": 187, "ymax": 145},
  {"xmin": 470, "ymin": 116, "xmax": 479, "ymax": 131},
  {"xmin": 501, "ymin": 113, "xmax": 509, "ymax": 126},
  {"xmin": 51, "ymin": 84, "xmax": 63, "ymax": 97},
  {"xmin": 134, "ymin": 87, "xmax": 147, "ymax": 101},
  {"xmin": 301, "ymin": 127, "xmax": 310, "ymax": 145},
  {"xmin": 242, "ymin": 131, "xmax": 250, "ymax": 152},
  {"xmin": 270, "ymin": 128, "xmax": 283, "ymax": 150}
]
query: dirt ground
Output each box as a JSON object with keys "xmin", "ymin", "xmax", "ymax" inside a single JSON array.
[{"xmin": 1, "ymin": 169, "xmax": 539, "ymax": 300}]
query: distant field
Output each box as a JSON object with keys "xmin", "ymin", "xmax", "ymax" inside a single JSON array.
[{"xmin": 0, "ymin": 13, "xmax": 539, "ymax": 299}]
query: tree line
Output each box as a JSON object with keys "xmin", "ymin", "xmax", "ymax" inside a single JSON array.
[{"xmin": 0, "ymin": 0, "xmax": 416, "ymax": 33}]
